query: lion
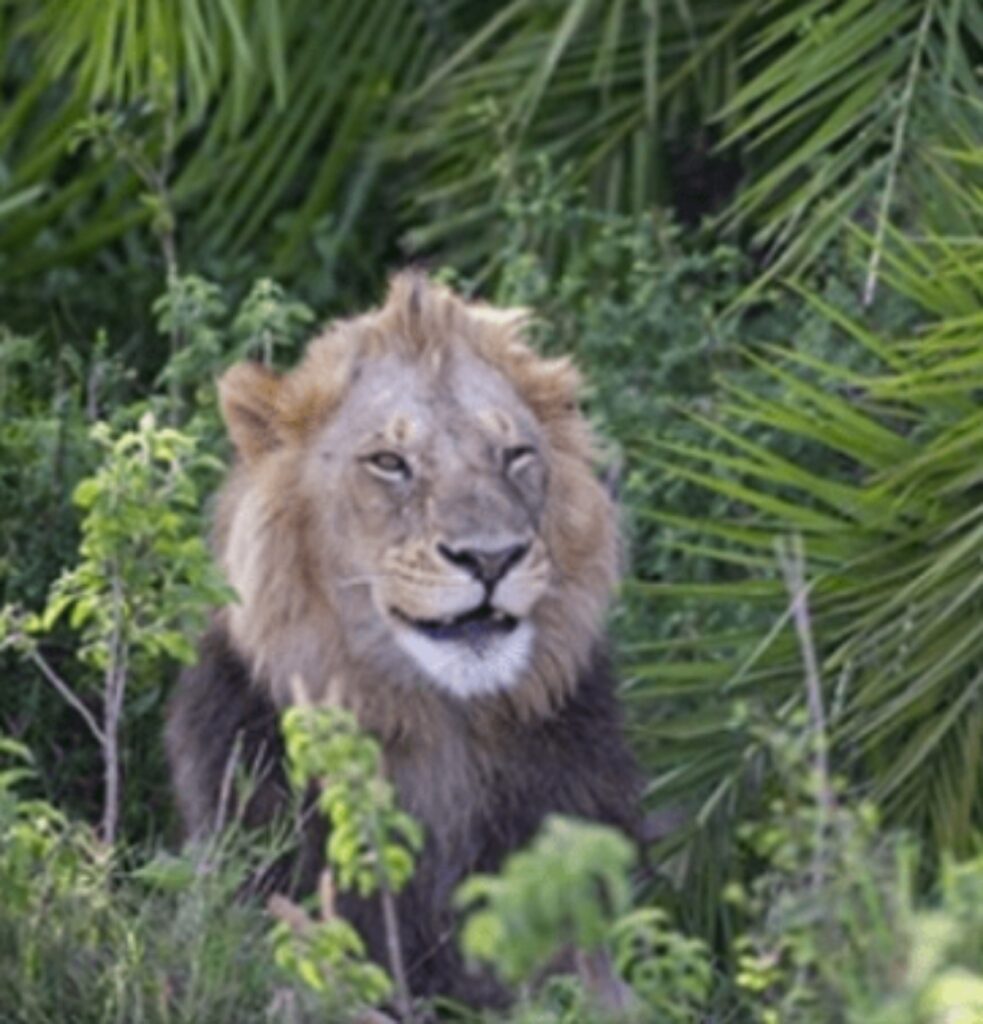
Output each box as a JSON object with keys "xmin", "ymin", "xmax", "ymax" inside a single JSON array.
[{"xmin": 166, "ymin": 272, "xmax": 641, "ymax": 1007}]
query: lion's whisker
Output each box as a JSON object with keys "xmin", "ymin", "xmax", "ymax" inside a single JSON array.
[
  {"xmin": 335, "ymin": 574, "xmax": 385, "ymax": 588},
  {"xmin": 335, "ymin": 573, "xmax": 484, "ymax": 591}
]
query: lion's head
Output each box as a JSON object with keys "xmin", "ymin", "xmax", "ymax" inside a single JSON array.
[{"xmin": 215, "ymin": 274, "xmax": 619, "ymax": 726}]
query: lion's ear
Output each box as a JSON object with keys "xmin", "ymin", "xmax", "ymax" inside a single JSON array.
[{"xmin": 218, "ymin": 362, "xmax": 283, "ymax": 462}]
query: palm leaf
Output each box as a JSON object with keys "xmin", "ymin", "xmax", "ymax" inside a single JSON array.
[
  {"xmin": 0, "ymin": 0, "xmax": 442, "ymax": 294},
  {"xmin": 398, "ymin": 0, "xmax": 759, "ymax": 265},
  {"xmin": 720, "ymin": 0, "xmax": 981, "ymax": 291},
  {"xmin": 632, "ymin": 163, "xmax": 983, "ymax": 932}
]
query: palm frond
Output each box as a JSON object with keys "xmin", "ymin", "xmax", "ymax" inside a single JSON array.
[
  {"xmin": 398, "ymin": 0, "xmax": 758, "ymax": 263},
  {"xmin": 0, "ymin": 0, "xmax": 442, "ymax": 297},
  {"xmin": 633, "ymin": 157, "xmax": 983, "ymax": 933},
  {"xmin": 720, "ymin": 0, "xmax": 982, "ymax": 291}
]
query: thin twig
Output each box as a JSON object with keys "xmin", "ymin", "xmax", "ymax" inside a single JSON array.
[
  {"xmin": 378, "ymin": 882, "xmax": 415, "ymax": 1023},
  {"xmin": 575, "ymin": 947, "xmax": 637, "ymax": 1015},
  {"xmin": 213, "ymin": 729, "xmax": 244, "ymax": 836},
  {"xmin": 863, "ymin": 0, "xmax": 935, "ymax": 307},
  {"xmin": 777, "ymin": 534, "xmax": 837, "ymax": 912},
  {"xmin": 25, "ymin": 646, "xmax": 105, "ymax": 747},
  {"xmin": 101, "ymin": 568, "xmax": 126, "ymax": 846},
  {"xmin": 777, "ymin": 536, "xmax": 834, "ymax": 821}
]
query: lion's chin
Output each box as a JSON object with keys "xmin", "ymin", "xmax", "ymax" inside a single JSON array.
[{"xmin": 390, "ymin": 618, "xmax": 535, "ymax": 699}]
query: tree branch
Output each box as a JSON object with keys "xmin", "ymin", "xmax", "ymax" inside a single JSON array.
[{"xmin": 26, "ymin": 646, "xmax": 105, "ymax": 748}]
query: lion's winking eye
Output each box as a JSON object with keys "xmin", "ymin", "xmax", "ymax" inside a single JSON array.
[
  {"xmin": 363, "ymin": 450, "xmax": 411, "ymax": 479},
  {"xmin": 504, "ymin": 444, "xmax": 537, "ymax": 474}
]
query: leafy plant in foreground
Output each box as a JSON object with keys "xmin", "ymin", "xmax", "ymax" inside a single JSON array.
[
  {"xmin": 457, "ymin": 816, "xmax": 711, "ymax": 1022},
  {"xmin": 0, "ymin": 737, "xmax": 104, "ymax": 919},
  {"xmin": 0, "ymin": 742, "xmax": 310, "ymax": 1024},
  {"xmin": 457, "ymin": 817, "xmax": 636, "ymax": 990},
  {"xmin": 275, "ymin": 700, "xmax": 424, "ymax": 1023},
  {"xmin": 1, "ymin": 413, "xmax": 231, "ymax": 843},
  {"xmin": 728, "ymin": 704, "xmax": 983, "ymax": 1024}
]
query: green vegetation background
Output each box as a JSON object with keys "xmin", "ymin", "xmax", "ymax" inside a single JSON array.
[{"xmin": 2, "ymin": 2, "xmax": 983, "ymax": 1021}]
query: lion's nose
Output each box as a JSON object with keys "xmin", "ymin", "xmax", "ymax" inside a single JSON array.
[{"xmin": 437, "ymin": 542, "xmax": 530, "ymax": 587}]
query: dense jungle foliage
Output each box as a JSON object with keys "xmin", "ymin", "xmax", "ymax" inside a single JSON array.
[{"xmin": 2, "ymin": 1, "xmax": 983, "ymax": 1020}]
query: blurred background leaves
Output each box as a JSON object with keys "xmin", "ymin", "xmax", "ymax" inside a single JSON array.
[{"xmin": 5, "ymin": 0, "xmax": 980, "ymax": 318}]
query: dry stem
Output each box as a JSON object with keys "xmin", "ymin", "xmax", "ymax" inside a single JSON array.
[
  {"xmin": 24, "ymin": 645, "xmax": 105, "ymax": 748},
  {"xmin": 777, "ymin": 536, "xmax": 835, "ymax": 894}
]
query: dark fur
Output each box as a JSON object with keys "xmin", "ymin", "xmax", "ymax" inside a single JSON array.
[{"xmin": 166, "ymin": 625, "xmax": 640, "ymax": 1006}]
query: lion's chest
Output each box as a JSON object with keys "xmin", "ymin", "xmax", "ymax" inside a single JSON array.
[{"xmin": 385, "ymin": 730, "xmax": 488, "ymax": 845}]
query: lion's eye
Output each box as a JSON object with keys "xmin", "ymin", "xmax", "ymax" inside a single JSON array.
[
  {"xmin": 504, "ymin": 445, "xmax": 536, "ymax": 472},
  {"xmin": 364, "ymin": 451, "xmax": 411, "ymax": 478}
]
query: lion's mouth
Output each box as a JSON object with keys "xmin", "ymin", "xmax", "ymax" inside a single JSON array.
[{"xmin": 392, "ymin": 603, "xmax": 519, "ymax": 644}]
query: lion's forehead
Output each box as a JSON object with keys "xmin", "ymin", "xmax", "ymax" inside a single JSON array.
[{"xmin": 324, "ymin": 349, "xmax": 540, "ymax": 451}]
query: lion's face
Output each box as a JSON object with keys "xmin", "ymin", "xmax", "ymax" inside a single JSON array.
[
  {"xmin": 305, "ymin": 348, "xmax": 551, "ymax": 697},
  {"xmin": 216, "ymin": 274, "xmax": 619, "ymax": 714}
]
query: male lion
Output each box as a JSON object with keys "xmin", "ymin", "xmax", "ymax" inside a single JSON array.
[{"xmin": 166, "ymin": 273, "xmax": 640, "ymax": 1006}]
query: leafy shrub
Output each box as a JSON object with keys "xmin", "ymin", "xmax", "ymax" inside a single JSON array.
[
  {"xmin": 1, "ymin": 272, "xmax": 313, "ymax": 835},
  {"xmin": 277, "ymin": 701, "xmax": 423, "ymax": 1021},
  {"xmin": 0, "ymin": 756, "xmax": 316, "ymax": 1024},
  {"xmin": 728, "ymin": 708, "xmax": 983, "ymax": 1024},
  {"xmin": 457, "ymin": 817, "xmax": 637, "ymax": 988},
  {"xmin": 2, "ymin": 413, "xmax": 231, "ymax": 842},
  {"xmin": 457, "ymin": 815, "xmax": 711, "ymax": 1022},
  {"xmin": 0, "ymin": 737, "xmax": 103, "ymax": 918}
]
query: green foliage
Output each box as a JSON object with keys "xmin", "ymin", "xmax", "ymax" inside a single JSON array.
[
  {"xmin": 719, "ymin": 0, "xmax": 983, "ymax": 289},
  {"xmin": 270, "ymin": 890, "xmax": 394, "ymax": 1018},
  {"xmin": 724, "ymin": 711, "xmax": 983, "ymax": 1024},
  {"xmin": 403, "ymin": 0, "xmax": 757, "ymax": 261},
  {"xmin": 2, "ymin": 412, "xmax": 232, "ymax": 841},
  {"xmin": 30, "ymin": 1, "xmax": 273, "ymax": 120},
  {"xmin": 487, "ymin": 159, "xmax": 749, "ymax": 439},
  {"xmin": 0, "ymin": 737, "xmax": 103, "ymax": 918},
  {"xmin": 457, "ymin": 815, "xmax": 712, "ymax": 1022},
  {"xmin": 2, "ymin": 2, "xmax": 982, "ymax": 1020},
  {"xmin": 283, "ymin": 704, "xmax": 423, "ymax": 898},
  {"xmin": 153, "ymin": 272, "xmax": 317, "ymax": 421},
  {"xmin": 636, "ymin": 186, "xmax": 983, "ymax": 936},
  {"xmin": 279, "ymin": 704, "xmax": 424, "ymax": 1019},
  {"xmin": 5, "ymin": 0, "xmax": 978, "ymax": 326},
  {"xmin": 609, "ymin": 909, "xmax": 714, "ymax": 1022},
  {"xmin": 0, "ymin": 0, "xmax": 440, "ymax": 312},
  {"xmin": 0, "ymin": 329, "xmax": 98, "ymax": 607},
  {"xmin": 457, "ymin": 816, "xmax": 637, "ymax": 986},
  {"xmin": 40, "ymin": 412, "xmax": 230, "ymax": 670},
  {"xmin": 153, "ymin": 276, "xmax": 229, "ymax": 398},
  {"xmin": 0, "ymin": 269, "xmax": 314, "ymax": 831},
  {"xmin": 0, "ymin": 761, "xmax": 319, "ymax": 1024},
  {"xmin": 230, "ymin": 277, "xmax": 315, "ymax": 366}
]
